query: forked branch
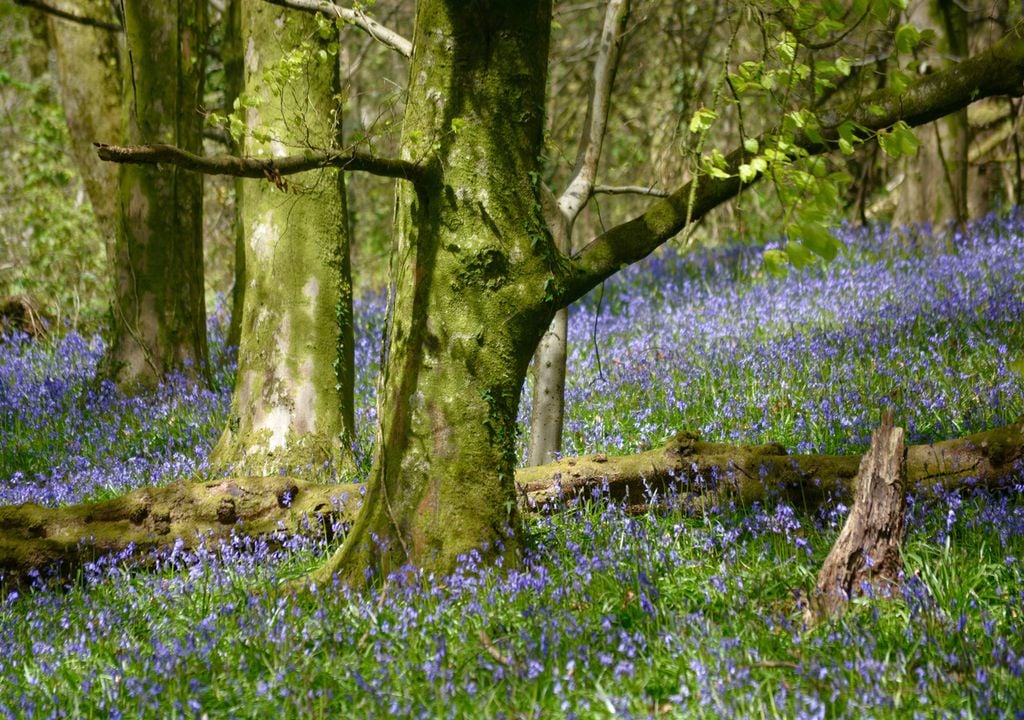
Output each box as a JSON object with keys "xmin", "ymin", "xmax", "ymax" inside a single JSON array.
[
  {"xmin": 557, "ymin": 0, "xmax": 631, "ymax": 227},
  {"xmin": 262, "ymin": 0, "xmax": 412, "ymax": 58},
  {"xmin": 94, "ymin": 142, "xmax": 429, "ymax": 184}
]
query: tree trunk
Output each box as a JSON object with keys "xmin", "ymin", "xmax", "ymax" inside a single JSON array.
[
  {"xmin": 311, "ymin": 0, "xmax": 560, "ymax": 585},
  {"xmin": 4, "ymin": 419, "xmax": 1021, "ymax": 585},
  {"xmin": 223, "ymin": 0, "xmax": 246, "ymax": 351},
  {"xmin": 810, "ymin": 410, "xmax": 908, "ymax": 621},
  {"xmin": 45, "ymin": 1, "xmax": 121, "ymax": 245},
  {"xmin": 891, "ymin": 0, "xmax": 971, "ymax": 228},
  {"xmin": 208, "ymin": 1, "xmax": 356, "ymax": 479},
  {"xmin": 106, "ymin": 0, "xmax": 209, "ymax": 389},
  {"xmin": 527, "ymin": 307, "xmax": 568, "ymax": 465}
]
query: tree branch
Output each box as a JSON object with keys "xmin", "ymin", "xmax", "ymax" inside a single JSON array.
[
  {"xmin": 564, "ymin": 24, "xmax": 1024, "ymax": 305},
  {"xmin": 94, "ymin": 142, "xmax": 428, "ymax": 184},
  {"xmin": 262, "ymin": 0, "xmax": 412, "ymax": 58},
  {"xmin": 592, "ymin": 184, "xmax": 669, "ymax": 197},
  {"xmin": 557, "ymin": 0, "xmax": 630, "ymax": 226},
  {"xmin": 13, "ymin": 0, "xmax": 121, "ymax": 32}
]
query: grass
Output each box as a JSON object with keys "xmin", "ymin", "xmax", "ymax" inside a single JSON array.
[{"xmin": 1, "ymin": 212, "xmax": 1024, "ymax": 718}]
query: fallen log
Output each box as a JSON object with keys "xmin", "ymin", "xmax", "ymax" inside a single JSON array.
[{"xmin": 2, "ymin": 419, "xmax": 1021, "ymax": 582}]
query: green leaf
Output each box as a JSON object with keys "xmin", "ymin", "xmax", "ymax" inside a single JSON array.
[
  {"xmin": 689, "ymin": 107, "xmax": 717, "ymax": 134},
  {"xmin": 834, "ymin": 57, "xmax": 851, "ymax": 76},
  {"xmin": 793, "ymin": 223, "xmax": 838, "ymax": 261},
  {"xmin": 763, "ymin": 249, "xmax": 790, "ymax": 277},
  {"xmin": 743, "ymin": 137, "xmax": 759, "ymax": 154},
  {"xmin": 894, "ymin": 24, "xmax": 921, "ymax": 54},
  {"xmin": 785, "ymin": 240, "xmax": 814, "ymax": 268},
  {"xmin": 878, "ymin": 122, "xmax": 918, "ymax": 158},
  {"xmin": 738, "ymin": 164, "xmax": 757, "ymax": 183}
]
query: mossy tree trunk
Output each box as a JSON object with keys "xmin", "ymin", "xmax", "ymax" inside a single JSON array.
[
  {"xmin": 208, "ymin": 1, "xmax": 356, "ymax": 479},
  {"xmin": 107, "ymin": 0, "xmax": 209, "ymax": 389},
  {"xmin": 314, "ymin": 0, "xmax": 559, "ymax": 584},
  {"xmin": 46, "ymin": 1, "xmax": 121, "ymax": 246}
]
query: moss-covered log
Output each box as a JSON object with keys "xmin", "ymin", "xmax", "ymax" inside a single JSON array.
[
  {"xmin": 3, "ymin": 420, "xmax": 1021, "ymax": 583},
  {"xmin": 515, "ymin": 419, "xmax": 1024, "ymax": 508},
  {"xmin": 0, "ymin": 477, "xmax": 361, "ymax": 583}
]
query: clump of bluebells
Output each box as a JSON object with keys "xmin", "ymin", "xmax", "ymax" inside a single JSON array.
[
  {"xmin": 0, "ymin": 212, "xmax": 1023, "ymax": 718},
  {"xmin": 0, "ymin": 306, "xmax": 235, "ymax": 506},
  {"xmin": 542, "ymin": 211, "xmax": 1024, "ymax": 459}
]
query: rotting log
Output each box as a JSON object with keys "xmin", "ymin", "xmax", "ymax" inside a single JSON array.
[
  {"xmin": 515, "ymin": 417, "xmax": 1024, "ymax": 508},
  {"xmin": 0, "ymin": 477, "xmax": 361, "ymax": 583},
  {"xmin": 809, "ymin": 410, "xmax": 908, "ymax": 622},
  {"xmin": 2, "ymin": 419, "xmax": 1022, "ymax": 582}
]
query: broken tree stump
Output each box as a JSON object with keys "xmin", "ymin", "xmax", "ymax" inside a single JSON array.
[{"xmin": 810, "ymin": 409, "xmax": 908, "ymax": 621}]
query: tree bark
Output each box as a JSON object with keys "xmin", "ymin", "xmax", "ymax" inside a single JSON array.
[
  {"xmin": 527, "ymin": 0, "xmax": 630, "ymax": 466},
  {"xmin": 208, "ymin": 1, "xmax": 357, "ymax": 479},
  {"xmin": 106, "ymin": 0, "xmax": 209, "ymax": 389},
  {"xmin": 809, "ymin": 410, "xmax": 907, "ymax": 621},
  {"xmin": 3, "ymin": 419, "xmax": 1021, "ymax": 584},
  {"xmin": 45, "ymin": 0, "xmax": 121, "ymax": 246},
  {"xmin": 309, "ymin": 0, "xmax": 560, "ymax": 585}
]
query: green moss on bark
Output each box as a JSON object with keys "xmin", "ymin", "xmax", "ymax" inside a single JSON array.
[{"xmin": 209, "ymin": 3, "xmax": 355, "ymax": 479}]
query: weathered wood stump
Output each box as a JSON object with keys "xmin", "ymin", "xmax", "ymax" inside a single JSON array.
[{"xmin": 810, "ymin": 409, "xmax": 908, "ymax": 621}]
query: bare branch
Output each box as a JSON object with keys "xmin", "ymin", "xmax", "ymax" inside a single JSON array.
[
  {"xmin": 557, "ymin": 0, "xmax": 630, "ymax": 225},
  {"xmin": 13, "ymin": 0, "xmax": 120, "ymax": 32},
  {"xmin": 592, "ymin": 184, "xmax": 669, "ymax": 198},
  {"xmin": 564, "ymin": 25, "xmax": 1024, "ymax": 306},
  {"xmin": 263, "ymin": 0, "xmax": 412, "ymax": 58},
  {"xmin": 94, "ymin": 142, "xmax": 428, "ymax": 183}
]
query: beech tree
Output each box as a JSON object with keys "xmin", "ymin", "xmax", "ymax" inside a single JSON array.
[
  {"xmin": 79, "ymin": 2, "xmax": 1024, "ymax": 586},
  {"xmin": 208, "ymin": 0, "xmax": 358, "ymax": 478},
  {"xmin": 105, "ymin": 0, "xmax": 210, "ymax": 388}
]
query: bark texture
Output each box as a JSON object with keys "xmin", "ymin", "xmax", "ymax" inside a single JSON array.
[
  {"xmin": 313, "ymin": 0, "xmax": 564, "ymax": 585},
  {"xmin": 3, "ymin": 420, "xmax": 1021, "ymax": 584},
  {"xmin": 46, "ymin": 0, "xmax": 121, "ymax": 244},
  {"xmin": 810, "ymin": 411, "xmax": 908, "ymax": 621},
  {"xmin": 208, "ymin": 1, "xmax": 356, "ymax": 479},
  {"xmin": 107, "ymin": 0, "xmax": 209, "ymax": 389}
]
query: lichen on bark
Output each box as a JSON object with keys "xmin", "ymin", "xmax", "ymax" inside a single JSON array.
[{"xmin": 208, "ymin": 2, "xmax": 356, "ymax": 480}]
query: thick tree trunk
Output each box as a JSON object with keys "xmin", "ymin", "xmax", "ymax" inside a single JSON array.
[
  {"xmin": 208, "ymin": 1, "xmax": 356, "ymax": 479},
  {"xmin": 3, "ymin": 419, "xmax": 1021, "ymax": 584},
  {"xmin": 45, "ymin": 1, "xmax": 121, "ymax": 245},
  {"xmin": 106, "ymin": 0, "xmax": 209, "ymax": 389},
  {"xmin": 311, "ymin": 0, "xmax": 560, "ymax": 585},
  {"xmin": 810, "ymin": 411, "xmax": 908, "ymax": 621}
]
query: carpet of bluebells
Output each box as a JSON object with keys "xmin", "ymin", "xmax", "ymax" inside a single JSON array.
[{"xmin": 2, "ymin": 213, "xmax": 1024, "ymax": 718}]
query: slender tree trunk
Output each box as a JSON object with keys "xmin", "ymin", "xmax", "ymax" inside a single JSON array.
[
  {"xmin": 208, "ymin": 1, "xmax": 356, "ymax": 479},
  {"xmin": 45, "ymin": 1, "xmax": 121, "ymax": 246},
  {"xmin": 107, "ymin": 0, "xmax": 209, "ymax": 388},
  {"xmin": 527, "ymin": 306, "xmax": 568, "ymax": 464},
  {"xmin": 313, "ymin": 0, "xmax": 559, "ymax": 585}
]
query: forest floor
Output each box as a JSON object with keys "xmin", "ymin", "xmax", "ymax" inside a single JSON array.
[{"xmin": 2, "ymin": 213, "xmax": 1023, "ymax": 717}]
